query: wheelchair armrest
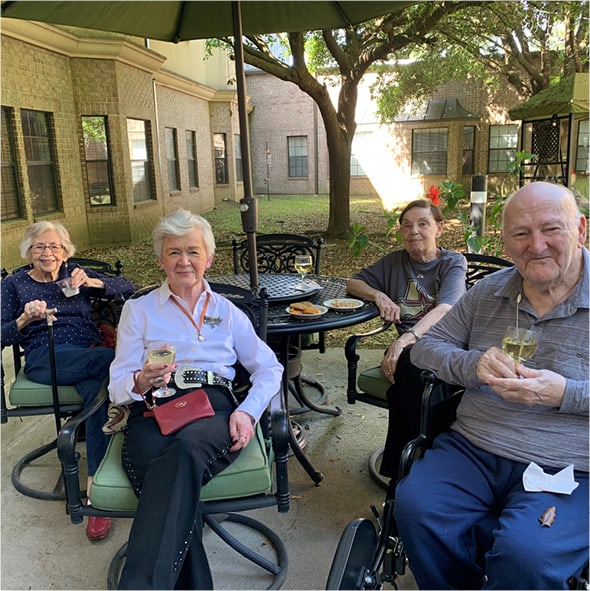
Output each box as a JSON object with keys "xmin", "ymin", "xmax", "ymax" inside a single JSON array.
[
  {"xmin": 345, "ymin": 322, "xmax": 392, "ymax": 404},
  {"xmin": 398, "ymin": 434, "xmax": 428, "ymax": 481},
  {"xmin": 396, "ymin": 371, "xmax": 465, "ymax": 484},
  {"xmin": 56, "ymin": 386, "xmax": 109, "ymax": 524}
]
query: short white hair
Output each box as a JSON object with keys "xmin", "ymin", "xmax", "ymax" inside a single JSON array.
[{"xmin": 152, "ymin": 209, "xmax": 216, "ymax": 257}]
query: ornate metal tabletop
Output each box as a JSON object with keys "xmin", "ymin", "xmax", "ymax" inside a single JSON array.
[{"xmin": 206, "ymin": 274, "xmax": 379, "ymax": 336}]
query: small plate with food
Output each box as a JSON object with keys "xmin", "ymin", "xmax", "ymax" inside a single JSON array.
[
  {"xmin": 323, "ymin": 298, "xmax": 364, "ymax": 311},
  {"xmin": 286, "ymin": 301, "xmax": 328, "ymax": 319}
]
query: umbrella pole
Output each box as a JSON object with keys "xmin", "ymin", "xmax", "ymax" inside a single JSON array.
[{"xmin": 232, "ymin": 0, "xmax": 259, "ymax": 291}]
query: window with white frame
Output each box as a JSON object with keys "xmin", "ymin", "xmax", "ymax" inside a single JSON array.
[
  {"xmin": 575, "ymin": 120, "xmax": 589, "ymax": 173},
  {"xmin": 165, "ymin": 127, "xmax": 180, "ymax": 192},
  {"xmin": 213, "ymin": 133, "xmax": 228, "ymax": 184},
  {"xmin": 351, "ymin": 131, "xmax": 371, "ymax": 177},
  {"xmin": 127, "ymin": 118, "xmax": 154, "ymax": 202},
  {"xmin": 1, "ymin": 106, "xmax": 23, "ymax": 220},
  {"xmin": 411, "ymin": 128, "xmax": 448, "ymax": 175},
  {"xmin": 462, "ymin": 126, "xmax": 475, "ymax": 175},
  {"xmin": 488, "ymin": 124, "xmax": 518, "ymax": 173},
  {"xmin": 186, "ymin": 130, "xmax": 199, "ymax": 188},
  {"xmin": 288, "ymin": 135, "xmax": 308, "ymax": 177},
  {"xmin": 82, "ymin": 116, "xmax": 114, "ymax": 206},
  {"xmin": 21, "ymin": 109, "xmax": 60, "ymax": 215},
  {"xmin": 234, "ymin": 134, "xmax": 243, "ymax": 182}
]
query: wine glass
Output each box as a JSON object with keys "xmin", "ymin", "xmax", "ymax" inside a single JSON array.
[
  {"xmin": 147, "ymin": 343, "xmax": 176, "ymax": 398},
  {"xmin": 294, "ymin": 254, "xmax": 313, "ymax": 288},
  {"xmin": 502, "ymin": 326, "xmax": 538, "ymax": 363}
]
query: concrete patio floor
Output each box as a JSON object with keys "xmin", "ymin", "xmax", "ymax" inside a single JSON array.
[{"xmin": 1, "ymin": 347, "xmax": 418, "ymax": 590}]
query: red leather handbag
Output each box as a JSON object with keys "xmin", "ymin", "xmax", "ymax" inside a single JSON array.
[{"xmin": 143, "ymin": 389, "xmax": 215, "ymax": 436}]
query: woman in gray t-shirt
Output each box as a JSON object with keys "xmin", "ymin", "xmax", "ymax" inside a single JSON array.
[{"xmin": 347, "ymin": 199, "xmax": 466, "ymax": 494}]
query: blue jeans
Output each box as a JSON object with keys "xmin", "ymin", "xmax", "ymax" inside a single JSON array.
[
  {"xmin": 25, "ymin": 343, "xmax": 113, "ymax": 476},
  {"xmin": 395, "ymin": 431, "xmax": 589, "ymax": 590}
]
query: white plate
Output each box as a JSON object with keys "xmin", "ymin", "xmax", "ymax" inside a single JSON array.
[
  {"xmin": 323, "ymin": 298, "xmax": 364, "ymax": 311},
  {"xmin": 286, "ymin": 304, "xmax": 328, "ymax": 319}
]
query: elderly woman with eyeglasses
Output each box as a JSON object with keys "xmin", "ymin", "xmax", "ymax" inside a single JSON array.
[{"xmin": 1, "ymin": 221, "xmax": 134, "ymax": 541}]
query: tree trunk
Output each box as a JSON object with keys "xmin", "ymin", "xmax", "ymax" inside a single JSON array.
[{"xmin": 325, "ymin": 125, "xmax": 353, "ymax": 238}]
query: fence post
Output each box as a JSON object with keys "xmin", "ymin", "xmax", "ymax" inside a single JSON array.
[{"xmin": 469, "ymin": 175, "xmax": 487, "ymax": 253}]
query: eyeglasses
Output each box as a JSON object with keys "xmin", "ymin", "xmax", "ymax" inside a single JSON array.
[{"xmin": 30, "ymin": 243, "xmax": 64, "ymax": 254}]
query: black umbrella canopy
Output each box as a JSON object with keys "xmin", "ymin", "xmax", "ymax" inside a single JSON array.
[
  {"xmin": 2, "ymin": 0, "xmax": 413, "ymax": 288},
  {"xmin": 0, "ymin": 1, "xmax": 410, "ymax": 41}
]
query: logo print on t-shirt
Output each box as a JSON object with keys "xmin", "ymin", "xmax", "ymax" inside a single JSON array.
[{"xmin": 399, "ymin": 279, "xmax": 435, "ymax": 322}]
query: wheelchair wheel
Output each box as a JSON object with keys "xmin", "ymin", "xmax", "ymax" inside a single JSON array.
[{"xmin": 326, "ymin": 518, "xmax": 379, "ymax": 590}]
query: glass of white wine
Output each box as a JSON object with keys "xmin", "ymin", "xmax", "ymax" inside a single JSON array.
[
  {"xmin": 294, "ymin": 254, "xmax": 313, "ymax": 288},
  {"xmin": 147, "ymin": 343, "xmax": 176, "ymax": 398},
  {"xmin": 502, "ymin": 326, "xmax": 538, "ymax": 363}
]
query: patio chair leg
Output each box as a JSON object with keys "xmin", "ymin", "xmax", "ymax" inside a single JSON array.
[
  {"xmin": 11, "ymin": 439, "xmax": 66, "ymax": 501},
  {"xmin": 289, "ymin": 375, "xmax": 342, "ymax": 417},
  {"xmin": 107, "ymin": 514, "xmax": 289, "ymax": 591},
  {"xmin": 368, "ymin": 445, "xmax": 390, "ymax": 491}
]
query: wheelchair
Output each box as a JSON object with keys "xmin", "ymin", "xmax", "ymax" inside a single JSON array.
[{"xmin": 326, "ymin": 370, "xmax": 589, "ymax": 590}]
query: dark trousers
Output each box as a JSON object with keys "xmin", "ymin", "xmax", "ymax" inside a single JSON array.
[
  {"xmin": 119, "ymin": 386, "xmax": 240, "ymax": 590},
  {"xmin": 24, "ymin": 343, "xmax": 112, "ymax": 475},
  {"xmin": 379, "ymin": 346, "xmax": 424, "ymax": 491},
  {"xmin": 395, "ymin": 431, "xmax": 589, "ymax": 589}
]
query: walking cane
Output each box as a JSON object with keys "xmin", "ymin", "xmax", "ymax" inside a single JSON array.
[{"xmin": 45, "ymin": 308, "xmax": 60, "ymax": 436}]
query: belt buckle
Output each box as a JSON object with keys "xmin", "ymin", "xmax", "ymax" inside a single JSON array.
[{"xmin": 174, "ymin": 366, "xmax": 203, "ymax": 389}]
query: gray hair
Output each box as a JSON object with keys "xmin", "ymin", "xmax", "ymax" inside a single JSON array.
[
  {"xmin": 152, "ymin": 209, "xmax": 216, "ymax": 258},
  {"xmin": 20, "ymin": 221, "xmax": 76, "ymax": 260}
]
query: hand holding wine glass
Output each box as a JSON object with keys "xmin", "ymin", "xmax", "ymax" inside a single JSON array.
[
  {"xmin": 147, "ymin": 343, "xmax": 176, "ymax": 398},
  {"xmin": 294, "ymin": 254, "xmax": 313, "ymax": 288},
  {"xmin": 502, "ymin": 293, "xmax": 538, "ymax": 364},
  {"xmin": 502, "ymin": 326, "xmax": 538, "ymax": 363}
]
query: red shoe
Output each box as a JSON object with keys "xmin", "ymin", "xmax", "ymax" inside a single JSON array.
[{"xmin": 86, "ymin": 516, "xmax": 112, "ymax": 541}]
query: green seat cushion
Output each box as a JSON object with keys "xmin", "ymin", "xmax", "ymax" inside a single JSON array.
[
  {"xmin": 9, "ymin": 368, "xmax": 83, "ymax": 406},
  {"xmin": 357, "ymin": 366, "xmax": 390, "ymax": 402},
  {"xmin": 90, "ymin": 422, "xmax": 272, "ymax": 512},
  {"xmin": 301, "ymin": 333, "xmax": 319, "ymax": 347}
]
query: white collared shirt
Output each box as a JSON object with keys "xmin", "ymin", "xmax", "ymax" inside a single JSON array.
[{"xmin": 108, "ymin": 280, "xmax": 283, "ymax": 421}]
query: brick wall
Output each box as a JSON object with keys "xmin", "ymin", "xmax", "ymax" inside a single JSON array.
[{"xmin": 1, "ymin": 28, "xmax": 231, "ymax": 270}]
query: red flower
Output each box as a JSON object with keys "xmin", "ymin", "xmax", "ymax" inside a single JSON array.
[{"xmin": 426, "ymin": 185, "xmax": 440, "ymax": 206}]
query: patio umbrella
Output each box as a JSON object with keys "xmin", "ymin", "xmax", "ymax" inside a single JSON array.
[{"xmin": 1, "ymin": 0, "xmax": 412, "ymax": 289}]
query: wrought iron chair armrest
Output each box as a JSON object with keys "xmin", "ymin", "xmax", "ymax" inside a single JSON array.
[
  {"xmin": 344, "ymin": 321, "xmax": 393, "ymax": 362},
  {"xmin": 345, "ymin": 322, "xmax": 393, "ymax": 404},
  {"xmin": 57, "ymin": 386, "xmax": 109, "ymax": 523},
  {"xmin": 270, "ymin": 400, "xmax": 290, "ymax": 513}
]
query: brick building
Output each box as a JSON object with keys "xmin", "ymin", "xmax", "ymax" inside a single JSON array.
[
  {"xmin": 1, "ymin": 21, "xmax": 244, "ymax": 269},
  {"xmin": 246, "ymin": 68, "xmax": 588, "ymax": 211}
]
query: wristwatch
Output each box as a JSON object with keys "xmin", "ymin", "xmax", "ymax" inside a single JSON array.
[{"xmin": 408, "ymin": 327, "xmax": 420, "ymax": 341}]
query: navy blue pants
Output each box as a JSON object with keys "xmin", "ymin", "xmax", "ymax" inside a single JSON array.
[
  {"xmin": 395, "ymin": 431, "xmax": 589, "ymax": 590},
  {"xmin": 119, "ymin": 386, "xmax": 240, "ymax": 590},
  {"xmin": 24, "ymin": 343, "xmax": 112, "ymax": 475}
]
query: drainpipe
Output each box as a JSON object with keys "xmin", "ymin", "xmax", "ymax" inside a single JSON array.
[
  {"xmin": 313, "ymin": 102, "xmax": 319, "ymax": 195},
  {"xmin": 145, "ymin": 38, "xmax": 163, "ymax": 207}
]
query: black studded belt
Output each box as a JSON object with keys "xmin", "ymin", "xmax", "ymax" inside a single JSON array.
[{"xmin": 173, "ymin": 366, "xmax": 233, "ymax": 393}]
